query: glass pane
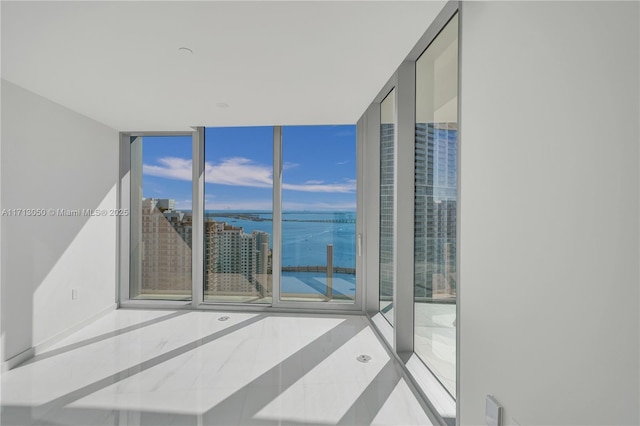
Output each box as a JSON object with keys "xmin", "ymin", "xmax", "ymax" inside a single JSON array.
[
  {"xmin": 281, "ymin": 125, "xmax": 356, "ymax": 302},
  {"xmin": 130, "ymin": 135, "xmax": 193, "ymax": 301},
  {"xmin": 203, "ymin": 127, "xmax": 273, "ymax": 304},
  {"xmin": 380, "ymin": 89, "xmax": 396, "ymax": 324},
  {"xmin": 414, "ymin": 13, "xmax": 458, "ymax": 397}
]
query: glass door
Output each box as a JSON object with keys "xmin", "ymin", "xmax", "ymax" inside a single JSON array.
[{"xmin": 279, "ymin": 125, "xmax": 357, "ymax": 304}]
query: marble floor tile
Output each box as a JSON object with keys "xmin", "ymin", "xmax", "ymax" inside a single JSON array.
[
  {"xmin": 1, "ymin": 309, "xmax": 434, "ymax": 426},
  {"xmin": 370, "ymin": 379, "xmax": 435, "ymax": 426}
]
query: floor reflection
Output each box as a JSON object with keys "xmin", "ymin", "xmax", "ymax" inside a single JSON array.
[{"xmin": 1, "ymin": 309, "xmax": 435, "ymax": 426}]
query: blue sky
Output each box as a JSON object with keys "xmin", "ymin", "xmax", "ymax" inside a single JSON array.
[{"xmin": 141, "ymin": 125, "xmax": 356, "ymax": 211}]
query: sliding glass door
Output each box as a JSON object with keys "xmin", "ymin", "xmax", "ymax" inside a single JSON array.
[{"xmin": 280, "ymin": 126, "xmax": 356, "ymax": 303}]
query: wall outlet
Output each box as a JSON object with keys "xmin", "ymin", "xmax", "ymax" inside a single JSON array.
[
  {"xmin": 486, "ymin": 395, "xmax": 503, "ymax": 426},
  {"xmin": 71, "ymin": 289, "xmax": 78, "ymax": 300}
]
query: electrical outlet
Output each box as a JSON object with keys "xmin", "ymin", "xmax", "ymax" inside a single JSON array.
[{"xmin": 71, "ymin": 289, "xmax": 78, "ymax": 300}]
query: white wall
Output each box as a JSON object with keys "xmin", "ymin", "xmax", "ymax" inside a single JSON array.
[
  {"xmin": 1, "ymin": 80, "xmax": 118, "ymax": 363},
  {"xmin": 459, "ymin": 2, "xmax": 639, "ymax": 425}
]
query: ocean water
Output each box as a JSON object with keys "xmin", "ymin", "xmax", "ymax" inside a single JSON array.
[{"xmin": 205, "ymin": 211, "xmax": 356, "ymax": 268}]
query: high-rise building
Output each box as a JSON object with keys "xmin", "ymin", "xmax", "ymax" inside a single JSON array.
[
  {"xmin": 379, "ymin": 122, "xmax": 395, "ymax": 301},
  {"xmin": 138, "ymin": 201, "xmax": 273, "ymax": 298},
  {"xmin": 140, "ymin": 198, "xmax": 192, "ymax": 296},
  {"xmin": 414, "ymin": 122, "xmax": 457, "ymax": 299},
  {"xmin": 204, "ymin": 219, "xmax": 271, "ymax": 297}
]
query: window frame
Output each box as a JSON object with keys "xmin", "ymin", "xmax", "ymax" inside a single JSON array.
[
  {"xmin": 360, "ymin": 1, "xmax": 460, "ymax": 422},
  {"xmin": 118, "ymin": 130, "xmax": 199, "ymax": 308},
  {"xmin": 118, "ymin": 127, "xmax": 363, "ymax": 313}
]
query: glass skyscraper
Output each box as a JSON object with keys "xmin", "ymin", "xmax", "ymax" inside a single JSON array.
[{"xmin": 414, "ymin": 122, "xmax": 457, "ymax": 300}]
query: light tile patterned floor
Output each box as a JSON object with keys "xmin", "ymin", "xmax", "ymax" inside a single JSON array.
[
  {"xmin": 380, "ymin": 302, "xmax": 456, "ymax": 396},
  {"xmin": 1, "ymin": 309, "xmax": 435, "ymax": 426},
  {"xmin": 414, "ymin": 303, "xmax": 456, "ymax": 396}
]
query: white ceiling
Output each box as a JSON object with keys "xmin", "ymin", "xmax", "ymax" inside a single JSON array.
[{"xmin": 1, "ymin": 1, "xmax": 446, "ymax": 131}]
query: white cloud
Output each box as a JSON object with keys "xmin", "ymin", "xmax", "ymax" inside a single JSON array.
[
  {"xmin": 205, "ymin": 157, "xmax": 272, "ymax": 188},
  {"xmin": 174, "ymin": 199, "xmax": 193, "ymax": 210},
  {"xmin": 336, "ymin": 160, "xmax": 349, "ymax": 165},
  {"xmin": 143, "ymin": 157, "xmax": 192, "ymax": 181},
  {"xmin": 283, "ymin": 179, "xmax": 355, "ymax": 193},
  {"xmin": 144, "ymin": 156, "xmax": 355, "ymax": 193}
]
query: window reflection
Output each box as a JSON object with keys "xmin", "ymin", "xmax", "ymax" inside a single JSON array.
[
  {"xmin": 414, "ymin": 13, "xmax": 458, "ymax": 397},
  {"xmin": 380, "ymin": 89, "xmax": 396, "ymax": 324}
]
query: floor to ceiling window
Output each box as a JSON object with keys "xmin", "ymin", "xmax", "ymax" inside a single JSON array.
[
  {"xmin": 360, "ymin": 5, "xmax": 458, "ymax": 413},
  {"xmin": 379, "ymin": 89, "xmax": 396, "ymax": 324},
  {"xmin": 280, "ymin": 126, "xmax": 357, "ymax": 303},
  {"xmin": 129, "ymin": 134, "xmax": 193, "ymax": 301},
  {"xmin": 414, "ymin": 13, "xmax": 458, "ymax": 397},
  {"xmin": 126, "ymin": 125, "xmax": 358, "ymax": 307},
  {"xmin": 203, "ymin": 127, "xmax": 273, "ymax": 304}
]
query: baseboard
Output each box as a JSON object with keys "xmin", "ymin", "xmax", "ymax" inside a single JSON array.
[{"xmin": 1, "ymin": 302, "xmax": 117, "ymax": 372}]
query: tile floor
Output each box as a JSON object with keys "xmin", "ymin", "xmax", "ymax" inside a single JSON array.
[
  {"xmin": 1, "ymin": 309, "xmax": 435, "ymax": 426},
  {"xmin": 414, "ymin": 303, "xmax": 456, "ymax": 396},
  {"xmin": 378, "ymin": 303, "xmax": 456, "ymax": 397}
]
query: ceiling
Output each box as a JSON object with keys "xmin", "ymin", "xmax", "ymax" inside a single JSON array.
[{"xmin": 1, "ymin": 1, "xmax": 446, "ymax": 131}]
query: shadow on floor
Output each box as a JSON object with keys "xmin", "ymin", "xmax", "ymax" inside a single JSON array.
[{"xmin": 1, "ymin": 313, "xmax": 439, "ymax": 426}]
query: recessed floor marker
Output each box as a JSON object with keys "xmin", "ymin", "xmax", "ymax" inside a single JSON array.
[{"xmin": 356, "ymin": 354, "xmax": 372, "ymax": 363}]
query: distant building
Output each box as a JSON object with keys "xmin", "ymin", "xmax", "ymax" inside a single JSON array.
[
  {"xmin": 379, "ymin": 122, "xmax": 395, "ymax": 301},
  {"xmin": 253, "ymin": 231, "xmax": 271, "ymax": 297},
  {"xmin": 155, "ymin": 199, "xmax": 175, "ymax": 211},
  {"xmin": 138, "ymin": 199, "xmax": 272, "ymax": 299},
  {"xmin": 204, "ymin": 220, "xmax": 271, "ymax": 298},
  {"xmin": 139, "ymin": 198, "xmax": 192, "ymax": 297},
  {"xmin": 414, "ymin": 122, "xmax": 457, "ymax": 300}
]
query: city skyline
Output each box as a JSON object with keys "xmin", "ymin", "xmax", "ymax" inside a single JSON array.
[
  {"xmin": 132, "ymin": 197, "xmax": 355, "ymax": 302},
  {"xmin": 141, "ymin": 125, "xmax": 357, "ymax": 212}
]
